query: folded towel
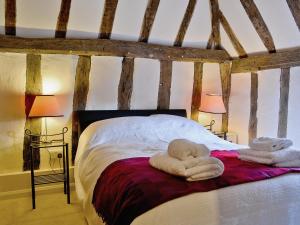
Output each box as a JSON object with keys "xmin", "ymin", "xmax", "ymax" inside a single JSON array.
[
  {"xmin": 238, "ymin": 148, "xmax": 300, "ymax": 164},
  {"xmin": 168, "ymin": 139, "xmax": 210, "ymax": 160},
  {"xmin": 274, "ymin": 159, "xmax": 300, "ymax": 168},
  {"xmin": 238, "ymin": 155, "xmax": 273, "ymax": 165},
  {"xmin": 249, "ymin": 137, "xmax": 293, "ymax": 152},
  {"xmin": 149, "ymin": 153, "xmax": 224, "ymax": 181}
]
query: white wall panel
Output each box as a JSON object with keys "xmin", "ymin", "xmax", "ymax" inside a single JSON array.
[
  {"xmin": 257, "ymin": 69, "xmax": 280, "ymax": 138},
  {"xmin": 131, "ymin": 58, "xmax": 160, "ymax": 109},
  {"xmin": 183, "ymin": 0, "xmax": 211, "ymax": 48},
  {"xmin": 111, "ymin": 0, "xmax": 147, "ymax": 41},
  {"xmin": 229, "ymin": 73, "xmax": 251, "ymax": 145},
  {"xmin": 254, "ymin": 0, "xmax": 300, "ymax": 49},
  {"xmin": 170, "ymin": 62, "xmax": 194, "ymax": 117},
  {"xmin": 287, "ymin": 67, "xmax": 300, "ymax": 148},
  {"xmin": 149, "ymin": 0, "xmax": 189, "ymax": 45},
  {"xmin": 17, "ymin": 0, "xmax": 60, "ymax": 37},
  {"xmin": 86, "ymin": 56, "xmax": 122, "ymax": 110},
  {"xmin": 67, "ymin": 0, "xmax": 104, "ymax": 38},
  {"xmin": 220, "ymin": 26, "xmax": 239, "ymax": 57}
]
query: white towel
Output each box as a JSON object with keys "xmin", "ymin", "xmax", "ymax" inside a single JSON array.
[
  {"xmin": 249, "ymin": 137, "xmax": 293, "ymax": 152},
  {"xmin": 168, "ymin": 139, "xmax": 210, "ymax": 160},
  {"xmin": 238, "ymin": 148, "xmax": 300, "ymax": 164},
  {"xmin": 186, "ymin": 170, "xmax": 223, "ymax": 182},
  {"xmin": 274, "ymin": 159, "xmax": 300, "ymax": 168}
]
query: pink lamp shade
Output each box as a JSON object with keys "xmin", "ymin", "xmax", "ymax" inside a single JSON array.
[
  {"xmin": 29, "ymin": 95, "xmax": 63, "ymax": 118},
  {"xmin": 199, "ymin": 94, "xmax": 226, "ymax": 114}
]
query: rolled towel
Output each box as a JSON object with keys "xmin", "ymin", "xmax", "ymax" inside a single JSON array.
[
  {"xmin": 238, "ymin": 148, "xmax": 300, "ymax": 164},
  {"xmin": 249, "ymin": 137, "xmax": 293, "ymax": 152},
  {"xmin": 168, "ymin": 139, "xmax": 210, "ymax": 160},
  {"xmin": 185, "ymin": 157, "xmax": 224, "ymax": 177},
  {"xmin": 186, "ymin": 170, "xmax": 223, "ymax": 182},
  {"xmin": 274, "ymin": 159, "xmax": 300, "ymax": 168}
]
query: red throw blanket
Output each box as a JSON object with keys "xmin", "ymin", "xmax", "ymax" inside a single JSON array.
[{"xmin": 92, "ymin": 150, "xmax": 300, "ymax": 225}]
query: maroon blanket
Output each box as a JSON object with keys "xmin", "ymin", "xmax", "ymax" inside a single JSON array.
[{"xmin": 92, "ymin": 150, "xmax": 300, "ymax": 225}]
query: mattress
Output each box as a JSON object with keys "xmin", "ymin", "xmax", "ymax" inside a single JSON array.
[{"xmin": 74, "ymin": 115, "xmax": 300, "ymax": 225}]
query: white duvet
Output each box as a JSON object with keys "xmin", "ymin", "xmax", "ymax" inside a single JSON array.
[{"xmin": 74, "ymin": 115, "xmax": 300, "ymax": 225}]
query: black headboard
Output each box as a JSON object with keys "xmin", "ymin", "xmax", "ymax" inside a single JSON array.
[{"xmin": 71, "ymin": 109, "xmax": 187, "ymax": 161}]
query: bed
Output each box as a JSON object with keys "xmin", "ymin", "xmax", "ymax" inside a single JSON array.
[{"xmin": 74, "ymin": 110, "xmax": 300, "ymax": 225}]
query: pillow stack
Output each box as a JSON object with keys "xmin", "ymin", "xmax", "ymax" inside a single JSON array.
[{"xmin": 149, "ymin": 139, "xmax": 224, "ymax": 181}]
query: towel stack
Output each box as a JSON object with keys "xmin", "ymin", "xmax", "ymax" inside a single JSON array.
[
  {"xmin": 238, "ymin": 137, "xmax": 300, "ymax": 167},
  {"xmin": 149, "ymin": 139, "xmax": 224, "ymax": 181}
]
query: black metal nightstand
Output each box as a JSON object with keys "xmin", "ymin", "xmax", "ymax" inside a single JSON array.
[{"xmin": 26, "ymin": 128, "xmax": 70, "ymax": 209}]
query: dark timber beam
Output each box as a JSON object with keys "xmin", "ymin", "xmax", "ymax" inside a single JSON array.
[
  {"xmin": 248, "ymin": 72, "xmax": 258, "ymax": 143},
  {"xmin": 5, "ymin": 0, "xmax": 16, "ymax": 35},
  {"xmin": 55, "ymin": 0, "xmax": 72, "ymax": 38},
  {"xmin": 139, "ymin": 0, "xmax": 160, "ymax": 43},
  {"xmin": 0, "ymin": 36, "xmax": 230, "ymax": 63},
  {"xmin": 23, "ymin": 54, "xmax": 42, "ymax": 171},
  {"xmin": 278, "ymin": 68, "xmax": 290, "ymax": 138},
  {"xmin": 191, "ymin": 62, "xmax": 203, "ymax": 121},
  {"xmin": 174, "ymin": 0, "xmax": 197, "ymax": 47},
  {"xmin": 157, "ymin": 60, "xmax": 172, "ymax": 109},
  {"xmin": 231, "ymin": 47, "xmax": 300, "ymax": 73},
  {"xmin": 240, "ymin": 0, "xmax": 276, "ymax": 53},
  {"xmin": 220, "ymin": 62, "xmax": 231, "ymax": 132},
  {"xmin": 99, "ymin": 0, "xmax": 118, "ymax": 39},
  {"xmin": 219, "ymin": 10, "xmax": 247, "ymax": 58},
  {"xmin": 286, "ymin": 0, "xmax": 300, "ymax": 31},
  {"xmin": 118, "ymin": 57, "xmax": 135, "ymax": 110},
  {"xmin": 209, "ymin": 0, "xmax": 221, "ymax": 49},
  {"xmin": 72, "ymin": 56, "xmax": 91, "ymax": 161}
]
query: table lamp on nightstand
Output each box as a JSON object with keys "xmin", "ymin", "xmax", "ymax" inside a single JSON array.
[{"xmin": 199, "ymin": 93, "xmax": 226, "ymax": 131}]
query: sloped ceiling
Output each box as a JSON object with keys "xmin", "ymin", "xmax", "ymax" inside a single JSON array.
[{"xmin": 0, "ymin": 0, "xmax": 299, "ymax": 56}]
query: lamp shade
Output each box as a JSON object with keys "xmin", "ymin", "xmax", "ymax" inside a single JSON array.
[
  {"xmin": 199, "ymin": 94, "xmax": 226, "ymax": 114},
  {"xmin": 29, "ymin": 95, "xmax": 63, "ymax": 117}
]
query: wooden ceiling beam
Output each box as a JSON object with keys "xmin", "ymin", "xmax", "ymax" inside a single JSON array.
[
  {"xmin": 139, "ymin": 0, "xmax": 160, "ymax": 43},
  {"xmin": 174, "ymin": 0, "xmax": 197, "ymax": 47},
  {"xmin": 55, "ymin": 0, "xmax": 72, "ymax": 38},
  {"xmin": 5, "ymin": 0, "xmax": 16, "ymax": 35},
  {"xmin": 99, "ymin": 0, "xmax": 118, "ymax": 39},
  {"xmin": 286, "ymin": 0, "xmax": 300, "ymax": 31},
  {"xmin": 209, "ymin": 0, "xmax": 221, "ymax": 49},
  {"xmin": 231, "ymin": 47, "xmax": 300, "ymax": 73},
  {"xmin": 0, "ymin": 35, "xmax": 230, "ymax": 63},
  {"xmin": 240, "ymin": 0, "xmax": 276, "ymax": 53}
]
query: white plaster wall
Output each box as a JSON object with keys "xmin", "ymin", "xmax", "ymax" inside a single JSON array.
[{"xmin": 0, "ymin": 53, "xmax": 26, "ymax": 173}]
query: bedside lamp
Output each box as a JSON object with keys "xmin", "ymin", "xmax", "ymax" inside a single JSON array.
[
  {"xmin": 29, "ymin": 95, "xmax": 63, "ymax": 137},
  {"xmin": 199, "ymin": 94, "xmax": 226, "ymax": 131}
]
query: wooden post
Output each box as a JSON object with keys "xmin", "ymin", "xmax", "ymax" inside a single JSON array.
[
  {"xmin": 99, "ymin": 0, "xmax": 119, "ymax": 39},
  {"xmin": 220, "ymin": 62, "xmax": 231, "ymax": 132},
  {"xmin": 286, "ymin": 0, "xmax": 300, "ymax": 31},
  {"xmin": 118, "ymin": 57, "xmax": 135, "ymax": 110},
  {"xmin": 157, "ymin": 60, "xmax": 172, "ymax": 109},
  {"xmin": 209, "ymin": 0, "xmax": 221, "ymax": 49},
  {"xmin": 23, "ymin": 54, "xmax": 42, "ymax": 171},
  {"xmin": 55, "ymin": 0, "xmax": 72, "ymax": 38},
  {"xmin": 72, "ymin": 56, "xmax": 91, "ymax": 161},
  {"xmin": 191, "ymin": 62, "xmax": 203, "ymax": 121},
  {"xmin": 278, "ymin": 67, "xmax": 290, "ymax": 138},
  {"xmin": 248, "ymin": 72, "xmax": 258, "ymax": 143},
  {"xmin": 5, "ymin": 0, "xmax": 16, "ymax": 35}
]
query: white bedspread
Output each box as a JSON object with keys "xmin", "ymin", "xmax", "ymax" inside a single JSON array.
[{"xmin": 74, "ymin": 115, "xmax": 300, "ymax": 225}]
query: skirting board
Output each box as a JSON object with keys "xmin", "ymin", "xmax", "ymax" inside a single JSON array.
[{"xmin": 0, "ymin": 167, "xmax": 74, "ymax": 195}]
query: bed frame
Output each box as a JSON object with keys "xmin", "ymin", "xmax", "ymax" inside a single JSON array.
[{"xmin": 72, "ymin": 109, "xmax": 187, "ymax": 161}]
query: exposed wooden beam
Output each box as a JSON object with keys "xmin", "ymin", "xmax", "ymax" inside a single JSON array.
[
  {"xmin": 278, "ymin": 67, "xmax": 290, "ymax": 138},
  {"xmin": 157, "ymin": 60, "xmax": 172, "ymax": 109},
  {"xmin": 191, "ymin": 62, "xmax": 203, "ymax": 121},
  {"xmin": 23, "ymin": 54, "xmax": 42, "ymax": 171},
  {"xmin": 139, "ymin": 0, "xmax": 160, "ymax": 43},
  {"xmin": 99, "ymin": 0, "xmax": 118, "ymax": 39},
  {"xmin": 174, "ymin": 0, "xmax": 197, "ymax": 47},
  {"xmin": 209, "ymin": 0, "xmax": 221, "ymax": 49},
  {"xmin": 0, "ymin": 36, "xmax": 230, "ymax": 63},
  {"xmin": 206, "ymin": 32, "xmax": 214, "ymax": 49},
  {"xmin": 72, "ymin": 56, "xmax": 91, "ymax": 161},
  {"xmin": 286, "ymin": 0, "xmax": 300, "ymax": 31},
  {"xmin": 240, "ymin": 0, "xmax": 276, "ymax": 53},
  {"xmin": 55, "ymin": 0, "xmax": 72, "ymax": 38},
  {"xmin": 248, "ymin": 72, "xmax": 258, "ymax": 143},
  {"xmin": 232, "ymin": 47, "xmax": 300, "ymax": 73},
  {"xmin": 219, "ymin": 10, "xmax": 247, "ymax": 58},
  {"xmin": 118, "ymin": 57, "xmax": 135, "ymax": 110},
  {"xmin": 220, "ymin": 62, "xmax": 231, "ymax": 132},
  {"xmin": 5, "ymin": 0, "xmax": 16, "ymax": 35}
]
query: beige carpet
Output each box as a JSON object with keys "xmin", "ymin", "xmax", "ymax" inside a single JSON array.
[{"xmin": 0, "ymin": 190, "xmax": 87, "ymax": 225}]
